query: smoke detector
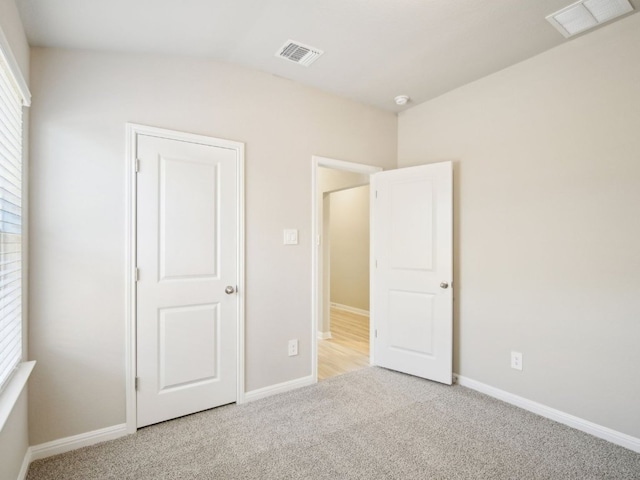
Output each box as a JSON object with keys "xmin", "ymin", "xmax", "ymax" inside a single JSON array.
[
  {"xmin": 276, "ymin": 40, "xmax": 324, "ymax": 67},
  {"xmin": 394, "ymin": 95, "xmax": 410, "ymax": 106},
  {"xmin": 546, "ymin": 0, "xmax": 633, "ymax": 38}
]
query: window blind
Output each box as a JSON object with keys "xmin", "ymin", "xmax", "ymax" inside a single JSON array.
[{"xmin": 0, "ymin": 56, "xmax": 23, "ymax": 390}]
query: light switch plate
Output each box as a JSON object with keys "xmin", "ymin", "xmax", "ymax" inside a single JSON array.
[{"xmin": 284, "ymin": 229, "xmax": 298, "ymax": 245}]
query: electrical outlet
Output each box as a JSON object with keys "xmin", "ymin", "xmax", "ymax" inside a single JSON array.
[
  {"xmin": 288, "ymin": 339, "xmax": 298, "ymax": 356},
  {"xmin": 511, "ymin": 351, "xmax": 523, "ymax": 371}
]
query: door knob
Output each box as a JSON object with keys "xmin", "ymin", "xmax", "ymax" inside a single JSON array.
[
  {"xmin": 440, "ymin": 282, "xmax": 449, "ymax": 289},
  {"xmin": 225, "ymin": 286, "xmax": 236, "ymax": 295}
]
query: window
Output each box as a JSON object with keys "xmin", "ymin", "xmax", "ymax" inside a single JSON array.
[{"xmin": 0, "ymin": 55, "xmax": 24, "ymax": 391}]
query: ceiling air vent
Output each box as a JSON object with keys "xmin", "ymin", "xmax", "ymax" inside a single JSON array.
[
  {"xmin": 546, "ymin": 0, "xmax": 633, "ymax": 38},
  {"xmin": 276, "ymin": 40, "xmax": 324, "ymax": 67}
]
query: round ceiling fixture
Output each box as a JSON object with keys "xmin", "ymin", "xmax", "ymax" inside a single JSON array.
[{"xmin": 394, "ymin": 95, "xmax": 410, "ymax": 106}]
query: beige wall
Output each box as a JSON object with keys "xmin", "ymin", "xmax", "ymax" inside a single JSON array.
[
  {"xmin": 329, "ymin": 186, "xmax": 370, "ymax": 311},
  {"xmin": 0, "ymin": 0, "xmax": 30, "ymax": 477},
  {"xmin": 27, "ymin": 48, "xmax": 397, "ymax": 445},
  {"xmin": 318, "ymin": 167, "xmax": 369, "ymax": 193},
  {"xmin": 398, "ymin": 14, "xmax": 640, "ymax": 438},
  {"xmin": 0, "ymin": 390, "xmax": 29, "ymax": 480}
]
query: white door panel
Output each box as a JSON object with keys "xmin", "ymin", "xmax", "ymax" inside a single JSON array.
[
  {"xmin": 158, "ymin": 304, "xmax": 219, "ymax": 390},
  {"xmin": 159, "ymin": 157, "xmax": 219, "ymax": 279},
  {"xmin": 136, "ymin": 134, "xmax": 238, "ymax": 428},
  {"xmin": 388, "ymin": 290, "xmax": 435, "ymax": 355},
  {"xmin": 389, "ymin": 179, "xmax": 434, "ymax": 270},
  {"xmin": 372, "ymin": 162, "xmax": 452, "ymax": 384}
]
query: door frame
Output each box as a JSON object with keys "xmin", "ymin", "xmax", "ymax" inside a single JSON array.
[
  {"xmin": 125, "ymin": 123, "xmax": 245, "ymax": 434},
  {"xmin": 311, "ymin": 156, "xmax": 382, "ymax": 382}
]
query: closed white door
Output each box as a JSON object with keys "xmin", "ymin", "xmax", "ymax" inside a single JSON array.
[
  {"xmin": 136, "ymin": 133, "xmax": 239, "ymax": 428},
  {"xmin": 372, "ymin": 162, "xmax": 453, "ymax": 385}
]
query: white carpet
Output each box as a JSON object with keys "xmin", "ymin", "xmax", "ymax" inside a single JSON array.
[{"xmin": 27, "ymin": 367, "xmax": 640, "ymax": 479}]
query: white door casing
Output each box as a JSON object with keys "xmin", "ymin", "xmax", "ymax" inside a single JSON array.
[
  {"xmin": 134, "ymin": 128, "xmax": 243, "ymax": 428},
  {"xmin": 371, "ymin": 161, "xmax": 453, "ymax": 385}
]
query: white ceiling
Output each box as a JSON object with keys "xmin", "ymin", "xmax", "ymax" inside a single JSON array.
[{"xmin": 15, "ymin": 0, "xmax": 639, "ymax": 112}]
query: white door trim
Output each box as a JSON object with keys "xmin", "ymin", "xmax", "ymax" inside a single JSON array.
[
  {"xmin": 126, "ymin": 123, "xmax": 245, "ymax": 434},
  {"xmin": 311, "ymin": 156, "xmax": 382, "ymax": 382}
]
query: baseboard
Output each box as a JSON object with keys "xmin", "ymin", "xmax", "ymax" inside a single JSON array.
[
  {"xmin": 17, "ymin": 447, "xmax": 32, "ymax": 480},
  {"xmin": 455, "ymin": 374, "xmax": 640, "ymax": 454},
  {"xmin": 29, "ymin": 423, "xmax": 129, "ymax": 462},
  {"xmin": 317, "ymin": 330, "xmax": 332, "ymax": 340},
  {"xmin": 330, "ymin": 303, "xmax": 370, "ymax": 317},
  {"xmin": 243, "ymin": 375, "xmax": 315, "ymax": 403}
]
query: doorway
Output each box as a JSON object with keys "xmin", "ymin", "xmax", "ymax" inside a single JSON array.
[
  {"xmin": 311, "ymin": 156, "xmax": 381, "ymax": 382},
  {"xmin": 319, "ymin": 184, "xmax": 369, "ymax": 379},
  {"xmin": 312, "ymin": 157, "xmax": 453, "ymax": 386}
]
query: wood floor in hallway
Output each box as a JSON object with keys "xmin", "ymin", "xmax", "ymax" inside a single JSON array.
[{"xmin": 318, "ymin": 306, "xmax": 370, "ymax": 381}]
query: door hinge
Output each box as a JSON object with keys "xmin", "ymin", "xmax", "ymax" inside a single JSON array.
[
  {"xmin": 135, "ymin": 268, "xmax": 140, "ymax": 282},
  {"xmin": 135, "ymin": 377, "xmax": 140, "ymax": 390},
  {"xmin": 375, "ymin": 259, "xmax": 378, "ymax": 268},
  {"xmin": 135, "ymin": 158, "xmax": 140, "ymax": 173},
  {"xmin": 375, "ymin": 329, "xmax": 378, "ymax": 338},
  {"xmin": 375, "ymin": 190, "xmax": 378, "ymax": 199},
  {"xmin": 316, "ymin": 235, "xmax": 321, "ymax": 246}
]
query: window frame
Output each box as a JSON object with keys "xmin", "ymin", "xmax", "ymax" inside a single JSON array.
[
  {"xmin": 0, "ymin": 23, "xmax": 32, "ymax": 431},
  {"xmin": 0, "ymin": 57, "xmax": 25, "ymax": 391}
]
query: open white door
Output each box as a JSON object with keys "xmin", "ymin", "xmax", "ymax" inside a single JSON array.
[
  {"xmin": 136, "ymin": 132, "xmax": 240, "ymax": 427},
  {"xmin": 371, "ymin": 161, "xmax": 453, "ymax": 384}
]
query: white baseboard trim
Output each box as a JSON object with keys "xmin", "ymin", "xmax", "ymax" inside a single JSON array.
[
  {"xmin": 317, "ymin": 331, "xmax": 332, "ymax": 340},
  {"xmin": 456, "ymin": 374, "xmax": 640, "ymax": 454},
  {"xmin": 18, "ymin": 447, "xmax": 32, "ymax": 480},
  {"xmin": 330, "ymin": 303, "xmax": 370, "ymax": 317},
  {"xmin": 29, "ymin": 423, "xmax": 129, "ymax": 462},
  {"xmin": 243, "ymin": 375, "xmax": 315, "ymax": 403}
]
